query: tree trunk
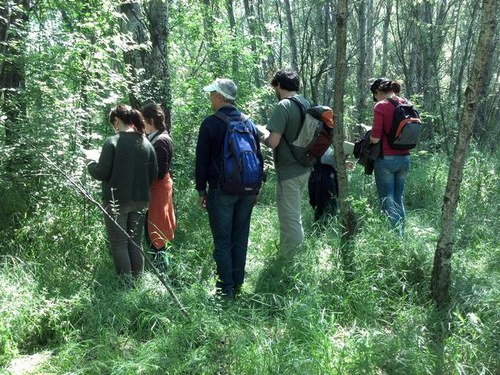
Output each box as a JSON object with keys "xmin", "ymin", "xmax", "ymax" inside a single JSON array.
[
  {"xmin": 226, "ymin": 0, "xmax": 239, "ymax": 75},
  {"xmin": 0, "ymin": 0, "xmax": 29, "ymax": 147},
  {"xmin": 120, "ymin": 1, "xmax": 150, "ymax": 108},
  {"xmin": 256, "ymin": 0, "xmax": 275, "ymax": 77},
  {"xmin": 454, "ymin": 5, "xmax": 480, "ymax": 124},
  {"xmin": 381, "ymin": 0, "xmax": 392, "ymax": 77},
  {"xmin": 242, "ymin": 0, "xmax": 261, "ymax": 85},
  {"xmin": 283, "ymin": 0, "xmax": 298, "ymax": 71},
  {"xmin": 431, "ymin": 0, "xmax": 497, "ymax": 308},
  {"xmin": 145, "ymin": 0, "xmax": 171, "ymax": 128},
  {"xmin": 333, "ymin": 0, "xmax": 356, "ymax": 244},
  {"xmin": 355, "ymin": 1, "xmax": 367, "ymax": 122},
  {"xmin": 365, "ymin": 0, "xmax": 374, "ymax": 82}
]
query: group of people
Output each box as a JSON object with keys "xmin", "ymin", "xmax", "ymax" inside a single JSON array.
[
  {"xmin": 85, "ymin": 103, "xmax": 176, "ymax": 281},
  {"xmin": 86, "ymin": 69, "xmax": 412, "ymax": 298}
]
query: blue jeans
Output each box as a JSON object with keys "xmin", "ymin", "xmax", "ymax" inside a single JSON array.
[
  {"xmin": 207, "ymin": 188, "xmax": 256, "ymax": 296},
  {"xmin": 374, "ymin": 155, "xmax": 410, "ymax": 232}
]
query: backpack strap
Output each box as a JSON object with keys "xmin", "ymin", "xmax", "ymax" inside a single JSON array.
[
  {"xmin": 213, "ymin": 112, "xmax": 248, "ymax": 125},
  {"xmin": 288, "ymin": 96, "xmax": 306, "ymax": 126},
  {"xmin": 384, "ymin": 97, "xmax": 407, "ymax": 138},
  {"xmin": 285, "ymin": 96, "xmax": 308, "ymax": 146}
]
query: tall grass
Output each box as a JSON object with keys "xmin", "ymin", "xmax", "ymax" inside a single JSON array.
[{"xmin": 0, "ymin": 150, "xmax": 498, "ymax": 374}]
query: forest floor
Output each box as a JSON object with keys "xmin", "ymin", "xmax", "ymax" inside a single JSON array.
[{"xmin": 0, "ymin": 151, "xmax": 498, "ymax": 374}]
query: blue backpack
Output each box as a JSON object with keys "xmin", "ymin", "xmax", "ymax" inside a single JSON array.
[{"xmin": 214, "ymin": 113, "xmax": 263, "ymax": 195}]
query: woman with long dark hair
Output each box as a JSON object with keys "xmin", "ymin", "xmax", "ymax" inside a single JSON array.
[
  {"xmin": 140, "ymin": 103, "xmax": 176, "ymax": 269},
  {"xmin": 86, "ymin": 104, "xmax": 157, "ymax": 280}
]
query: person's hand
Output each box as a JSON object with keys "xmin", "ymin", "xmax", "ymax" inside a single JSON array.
[
  {"xmin": 82, "ymin": 149, "xmax": 100, "ymax": 164},
  {"xmin": 345, "ymin": 161, "xmax": 354, "ymax": 170},
  {"xmin": 198, "ymin": 195, "xmax": 207, "ymax": 210},
  {"xmin": 256, "ymin": 125, "xmax": 270, "ymax": 141}
]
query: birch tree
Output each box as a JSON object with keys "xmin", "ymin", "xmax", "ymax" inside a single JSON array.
[
  {"xmin": 332, "ymin": 0, "xmax": 356, "ymax": 244},
  {"xmin": 431, "ymin": 0, "xmax": 498, "ymax": 307}
]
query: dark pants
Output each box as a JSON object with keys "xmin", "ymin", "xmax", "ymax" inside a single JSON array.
[
  {"xmin": 206, "ymin": 188, "xmax": 255, "ymax": 296},
  {"xmin": 104, "ymin": 201, "xmax": 147, "ymax": 277}
]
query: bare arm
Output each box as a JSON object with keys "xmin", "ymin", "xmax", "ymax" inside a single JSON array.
[{"xmin": 262, "ymin": 132, "xmax": 282, "ymax": 149}]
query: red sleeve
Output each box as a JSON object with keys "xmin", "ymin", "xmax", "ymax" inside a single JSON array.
[{"xmin": 371, "ymin": 102, "xmax": 385, "ymax": 138}]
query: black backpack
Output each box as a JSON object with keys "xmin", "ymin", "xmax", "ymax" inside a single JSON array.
[{"xmin": 386, "ymin": 98, "xmax": 422, "ymax": 150}]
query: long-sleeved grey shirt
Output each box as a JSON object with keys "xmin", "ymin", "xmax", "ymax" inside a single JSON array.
[{"xmin": 88, "ymin": 132, "xmax": 157, "ymax": 203}]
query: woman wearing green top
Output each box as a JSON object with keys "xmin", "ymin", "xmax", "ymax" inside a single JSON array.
[{"xmin": 86, "ymin": 105, "xmax": 157, "ymax": 280}]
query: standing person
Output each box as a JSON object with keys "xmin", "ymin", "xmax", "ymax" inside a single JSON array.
[
  {"xmin": 195, "ymin": 78, "xmax": 263, "ymax": 300},
  {"xmin": 86, "ymin": 104, "xmax": 157, "ymax": 281},
  {"xmin": 369, "ymin": 78, "xmax": 411, "ymax": 236},
  {"xmin": 308, "ymin": 147, "xmax": 339, "ymax": 222},
  {"xmin": 258, "ymin": 69, "xmax": 311, "ymax": 262},
  {"xmin": 140, "ymin": 103, "xmax": 176, "ymax": 271}
]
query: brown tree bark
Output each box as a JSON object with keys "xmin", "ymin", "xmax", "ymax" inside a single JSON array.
[
  {"xmin": 333, "ymin": 0, "xmax": 356, "ymax": 244},
  {"xmin": 0, "ymin": 0, "xmax": 30, "ymax": 147},
  {"xmin": 380, "ymin": 0, "xmax": 392, "ymax": 77},
  {"xmin": 355, "ymin": 0, "xmax": 367, "ymax": 122},
  {"xmin": 226, "ymin": 0, "xmax": 239, "ymax": 74},
  {"xmin": 145, "ymin": 0, "xmax": 171, "ymax": 128},
  {"xmin": 120, "ymin": 1, "xmax": 150, "ymax": 108},
  {"xmin": 431, "ymin": 0, "xmax": 498, "ymax": 308},
  {"xmin": 283, "ymin": 0, "xmax": 298, "ymax": 71},
  {"xmin": 242, "ymin": 0, "xmax": 261, "ymax": 85}
]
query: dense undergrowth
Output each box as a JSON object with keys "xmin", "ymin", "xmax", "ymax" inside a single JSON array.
[{"xmin": 0, "ymin": 149, "xmax": 498, "ymax": 374}]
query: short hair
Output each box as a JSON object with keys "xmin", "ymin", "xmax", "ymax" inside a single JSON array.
[{"xmin": 270, "ymin": 69, "xmax": 300, "ymax": 91}]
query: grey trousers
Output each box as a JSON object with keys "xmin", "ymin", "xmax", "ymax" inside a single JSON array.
[
  {"xmin": 103, "ymin": 201, "xmax": 147, "ymax": 277},
  {"xmin": 276, "ymin": 172, "xmax": 310, "ymax": 260}
]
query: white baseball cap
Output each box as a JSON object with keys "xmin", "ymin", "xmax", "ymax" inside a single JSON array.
[{"xmin": 203, "ymin": 78, "xmax": 237, "ymax": 101}]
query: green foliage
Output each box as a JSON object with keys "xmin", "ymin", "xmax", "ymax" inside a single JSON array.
[
  {"xmin": 0, "ymin": 151, "xmax": 498, "ymax": 374},
  {"xmin": 0, "ymin": 0, "xmax": 498, "ymax": 373}
]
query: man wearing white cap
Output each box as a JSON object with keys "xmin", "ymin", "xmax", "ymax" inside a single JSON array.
[{"xmin": 195, "ymin": 78, "xmax": 263, "ymax": 300}]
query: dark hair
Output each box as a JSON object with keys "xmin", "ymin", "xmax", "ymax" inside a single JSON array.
[
  {"xmin": 270, "ymin": 69, "xmax": 300, "ymax": 91},
  {"xmin": 370, "ymin": 78, "xmax": 401, "ymax": 94},
  {"xmin": 140, "ymin": 102, "xmax": 169, "ymax": 133},
  {"xmin": 370, "ymin": 78, "xmax": 402, "ymax": 101},
  {"xmin": 109, "ymin": 104, "xmax": 147, "ymax": 135}
]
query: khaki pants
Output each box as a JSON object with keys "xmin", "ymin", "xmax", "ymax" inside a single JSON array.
[{"xmin": 276, "ymin": 172, "xmax": 310, "ymax": 260}]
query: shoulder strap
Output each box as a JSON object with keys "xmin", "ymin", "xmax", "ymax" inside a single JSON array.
[
  {"xmin": 384, "ymin": 98, "xmax": 407, "ymax": 137},
  {"xmin": 387, "ymin": 98, "xmax": 399, "ymax": 107},
  {"xmin": 285, "ymin": 96, "xmax": 308, "ymax": 146},
  {"xmin": 288, "ymin": 96, "xmax": 306, "ymax": 125},
  {"xmin": 213, "ymin": 112, "xmax": 247, "ymax": 125},
  {"xmin": 213, "ymin": 112, "xmax": 230, "ymax": 125}
]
